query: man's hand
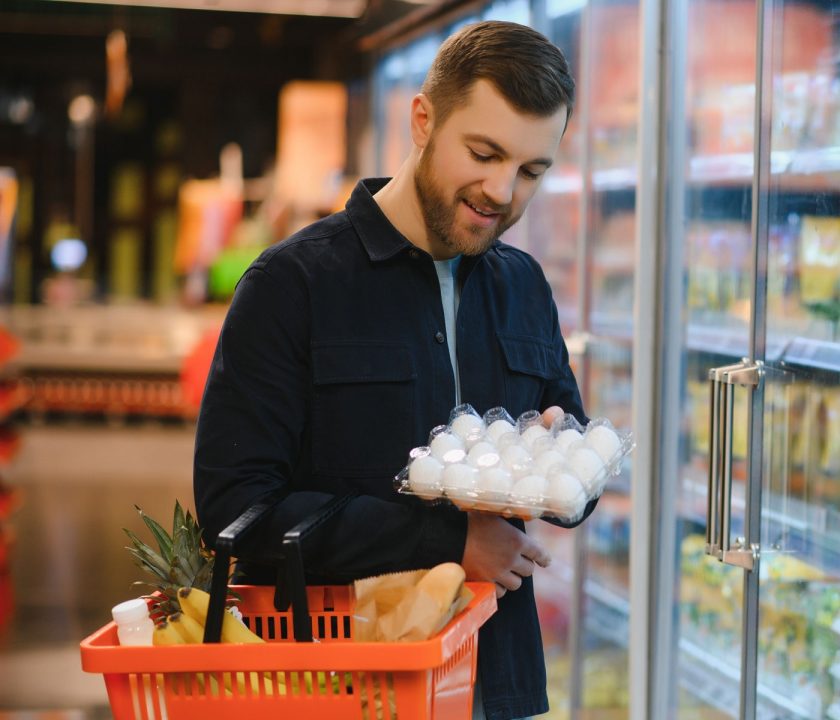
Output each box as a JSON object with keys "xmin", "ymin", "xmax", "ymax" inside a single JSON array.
[
  {"xmin": 541, "ymin": 405, "xmax": 564, "ymax": 429},
  {"xmin": 461, "ymin": 512, "xmax": 551, "ymax": 598}
]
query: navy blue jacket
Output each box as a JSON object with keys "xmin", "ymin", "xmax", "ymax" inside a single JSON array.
[{"xmin": 194, "ymin": 178, "xmax": 596, "ymax": 720}]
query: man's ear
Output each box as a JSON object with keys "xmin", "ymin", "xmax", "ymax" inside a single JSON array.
[{"xmin": 410, "ymin": 93, "xmax": 434, "ymax": 148}]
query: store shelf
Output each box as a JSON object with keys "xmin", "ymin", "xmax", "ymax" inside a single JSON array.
[
  {"xmin": 0, "ymin": 305, "xmax": 226, "ymax": 376},
  {"xmin": 583, "ymin": 568, "xmax": 823, "ymax": 718},
  {"xmin": 679, "ymin": 638, "xmax": 820, "ymax": 720},
  {"xmin": 782, "ymin": 337, "xmax": 840, "ymax": 373},
  {"xmin": 679, "ymin": 465, "xmax": 840, "ymax": 578},
  {"xmin": 544, "ymin": 146, "xmax": 840, "ymax": 195}
]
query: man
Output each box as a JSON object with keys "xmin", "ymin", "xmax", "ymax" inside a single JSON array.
[{"xmin": 194, "ymin": 20, "xmax": 597, "ymax": 720}]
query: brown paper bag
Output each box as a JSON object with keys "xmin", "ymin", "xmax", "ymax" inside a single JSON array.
[{"xmin": 352, "ymin": 564, "xmax": 473, "ymax": 642}]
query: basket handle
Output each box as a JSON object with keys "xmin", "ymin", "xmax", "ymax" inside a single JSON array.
[{"xmin": 203, "ymin": 491, "xmax": 357, "ymax": 644}]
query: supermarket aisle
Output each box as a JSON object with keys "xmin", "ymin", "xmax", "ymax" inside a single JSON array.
[{"xmin": 0, "ymin": 421, "xmax": 196, "ymax": 717}]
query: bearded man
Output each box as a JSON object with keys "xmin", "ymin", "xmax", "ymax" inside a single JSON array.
[{"xmin": 195, "ymin": 20, "xmax": 597, "ymax": 720}]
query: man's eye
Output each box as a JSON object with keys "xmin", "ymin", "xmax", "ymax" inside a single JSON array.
[
  {"xmin": 520, "ymin": 168, "xmax": 541, "ymax": 180},
  {"xmin": 469, "ymin": 149, "xmax": 492, "ymax": 162}
]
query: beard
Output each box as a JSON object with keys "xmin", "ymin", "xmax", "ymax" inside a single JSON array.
[{"xmin": 414, "ymin": 136, "xmax": 519, "ymax": 257}]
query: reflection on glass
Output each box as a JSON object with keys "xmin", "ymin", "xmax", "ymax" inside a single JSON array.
[
  {"xmin": 757, "ymin": 1, "xmax": 840, "ymax": 717},
  {"xmin": 673, "ymin": 0, "xmax": 758, "ymax": 718}
]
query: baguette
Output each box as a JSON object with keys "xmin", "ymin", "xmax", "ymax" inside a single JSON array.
[{"xmin": 415, "ymin": 562, "xmax": 466, "ymax": 613}]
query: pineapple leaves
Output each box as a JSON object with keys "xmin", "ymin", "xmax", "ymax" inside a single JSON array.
[
  {"xmin": 123, "ymin": 500, "xmax": 222, "ymax": 613},
  {"xmin": 124, "ymin": 528, "xmax": 170, "ymax": 576},
  {"xmin": 135, "ymin": 504, "xmax": 174, "ymax": 564}
]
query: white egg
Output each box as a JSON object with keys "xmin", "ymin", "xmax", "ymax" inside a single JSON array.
[
  {"xmin": 442, "ymin": 463, "xmax": 479, "ymax": 508},
  {"xmin": 509, "ymin": 475, "xmax": 547, "ymax": 519},
  {"xmin": 486, "ymin": 419, "xmax": 515, "ymax": 444},
  {"xmin": 545, "ymin": 471, "xmax": 587, "ymax": 520},
  {"xmin": 430, "ymin": 432, "xmax": 464, "ymax": 461},
  {"xmin": 463, "ymin": 426, "xmax": 487, "ymax": 450},
  {"xmin": 500, "ymin": 443, "xmax": 531, "ymax": 470},
  {"xmin": 532, "ymin": 449, "xmax": 566, "ymax": 477},
  {"xmin": 441, "ymin": 447, "xmax": 467, "ymax": 464},
  {"xmin": 555, "ymin": 428, "xmax": 584, "ymax": 454},
  {"xmin": 468, "ymin": 441, "xmax": 498, "ymax": 465},
  {"xmin": 530, "ymin": 434, "xmax": 557, "ymax": 457},
  {"xmin": 511, "ymin": 474, "xmax": 548, "ymax": 499},
  {"xmin": 520, "ymin": 424, "xmax": 549, "ymax": 449},
  {"xmin": 408, "ymin": 455, "xmax": 444, "ymax": 499},
  {"xmin": 451, "ymin": 413, "xmax": 484, "ymax": 440},
  {"xmin": 495, "ymin": 431, "xmax": 521, "ymax": 451},
  {"xmin": 477, "ymin": 466, "xmax": 513, "ymax": 495},
  {"xmin": 585, "ymin": 424, "xmax": 622, "ymax": 464},
  {"xmin": 566, "ymin": 447, "xmax": 605, "ymax": 496}
]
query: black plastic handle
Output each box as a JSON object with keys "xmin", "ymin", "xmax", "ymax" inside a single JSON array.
[{"xmin": 202, "ymin": 492, "xmax": 356, "ymax": 644}]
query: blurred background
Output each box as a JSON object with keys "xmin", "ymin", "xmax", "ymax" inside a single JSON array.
[{"xmin": 1, "ymin": 0, "xmax": 840, "ymax": 718}]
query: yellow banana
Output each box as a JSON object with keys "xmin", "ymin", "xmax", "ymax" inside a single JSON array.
[
  {"xmin": 177, "ymin": 587, "xmax": 264, "ymax": 644},
  {"xmin": 153, "ymin": 618, "xmax": 186, "ymax": 646},
  {"xmin": 168, "ymin": 612, "xmax": 205, "ymax": 644},
  {"xmin": 152, "ymin": 618, "xmax": 220, "ymax": 695}
]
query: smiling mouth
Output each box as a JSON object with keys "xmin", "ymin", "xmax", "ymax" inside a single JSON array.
[{"xmin": 464, "ymin": 199, "xmax": 498, "ymax": 217}]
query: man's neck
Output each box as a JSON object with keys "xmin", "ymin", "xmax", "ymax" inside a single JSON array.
[{"xmin": 372, "ymin": 157, "xmax": 453, "ymax": 260}]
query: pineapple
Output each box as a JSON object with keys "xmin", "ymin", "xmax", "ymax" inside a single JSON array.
[{"xmin": 124, "ymin": 500, "xmax": 215, "ymax": 622}]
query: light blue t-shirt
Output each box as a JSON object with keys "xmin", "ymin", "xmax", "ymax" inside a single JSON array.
[{"xmin": 433, "ymin": 256, "xmax": 462, "ymax": 405}]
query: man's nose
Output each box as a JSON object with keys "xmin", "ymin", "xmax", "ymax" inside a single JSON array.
[{"xmin": 482, "ymin": 165, "xmax": 517, "ymax": 207}]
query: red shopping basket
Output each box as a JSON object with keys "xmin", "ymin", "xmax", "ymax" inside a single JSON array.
[{"xmin": 80, "ymin": 494, "xmax": 497, "ymax": 719}]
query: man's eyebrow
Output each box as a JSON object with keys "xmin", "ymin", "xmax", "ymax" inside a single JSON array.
[{"xmin": 464, "ymin": 133, "xmax": 554, "ymax": 168}]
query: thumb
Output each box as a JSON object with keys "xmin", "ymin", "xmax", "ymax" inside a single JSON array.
[{"xmin": 541, "ymin": 406, "xmax": 563, "ymax": 428}]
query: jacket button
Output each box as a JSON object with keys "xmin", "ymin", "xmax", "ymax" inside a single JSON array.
[{"xmin": 435, "ymin": 331, "xmax": 445, "ymax": 344}]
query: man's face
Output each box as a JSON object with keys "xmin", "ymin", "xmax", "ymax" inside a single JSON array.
[{"xmin": 414, "ymin": 79, "xmax": 568, "ymax": 257}]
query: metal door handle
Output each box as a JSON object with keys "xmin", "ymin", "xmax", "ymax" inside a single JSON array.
[{"xmin": 706, "ymin": 359, "xmax": 762, "ymax": 570}]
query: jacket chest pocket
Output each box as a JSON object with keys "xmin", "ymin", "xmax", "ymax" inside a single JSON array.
[
  {"xmin": 497, "ymin": 332, "xmax": 559, "ymax": 416},
  {"xmin": 311, "ymin": 341, "xmax": 417, "ymax": 477}
]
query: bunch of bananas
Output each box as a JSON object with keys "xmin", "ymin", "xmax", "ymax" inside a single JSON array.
[{"xmin": 152, "ymin": 586, "xmax": 263, "ymax": 646}]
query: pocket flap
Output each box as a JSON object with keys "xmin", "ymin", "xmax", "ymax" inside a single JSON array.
[
  {"xmin": 497, "ymin": 332, "xmax": 559, "ymax": 380},
  {"xmin": 313, "ymin": 341, "xmax": 417, "ymax": 384}
]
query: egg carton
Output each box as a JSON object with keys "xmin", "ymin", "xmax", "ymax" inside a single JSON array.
[{"xmin": 393, "ymin": 405, "xmax": 635, "ymax": 523}]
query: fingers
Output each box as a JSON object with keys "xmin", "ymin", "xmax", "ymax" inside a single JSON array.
[
  {"xmin": 495, "ymin": 583, "xmax": 507, "ymax": 599},
  {"xmin": 541, "ymin": 405, "xmax": 564, "ymax": 428},
  {"xmin": 521, "ymin": 538, "xmax": 552, "ymax": 568},
  {"xmin": 512, "ymin": 554, "xmax": 536, "ymax": 578},
  {"xmin": 497, "ymin": 571, "xmax": 523, "ymax": 593}
]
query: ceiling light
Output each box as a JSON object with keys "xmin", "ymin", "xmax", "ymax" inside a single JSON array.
[{"xmin": 47, "ymin": 0, "xmax": 367, "ymax": 17}]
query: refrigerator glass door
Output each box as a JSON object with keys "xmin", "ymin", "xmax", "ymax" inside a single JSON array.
[
  {"xmin": 671, "ymin": 0, "xmax": 758, "ymax": 716},
  {"xmin": 755, "ymin": 1, "xmax": 840, "ymax": 717}
]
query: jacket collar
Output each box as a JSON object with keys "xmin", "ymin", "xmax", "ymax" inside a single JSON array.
[
  {"xmin": 345, "ymin": 178, "xmax": 413, "ymax": 262},
  {"xmin": 345, "ymin": 177, "xmax": 499, "ymax": 268}
]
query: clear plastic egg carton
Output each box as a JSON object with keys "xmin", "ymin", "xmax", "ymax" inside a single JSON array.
[{"xmin": 394, "ymin": 403, "xmax": 635, "ymax": 522}]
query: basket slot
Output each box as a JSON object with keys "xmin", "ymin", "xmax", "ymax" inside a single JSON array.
[
  {"xmin": 264, "ymin": 615, "xmax": 276, "ymax": 640},
  {"xmin": 357, "ymin": 671, "xmax": 396, "ymax": 720},
  {"xmin": 434, "ymin": 634, "xmax": 473, "ymax": 684},
  {"xmin": 126, "ymin": 673, "xmax": 172, "ymax": 720}
]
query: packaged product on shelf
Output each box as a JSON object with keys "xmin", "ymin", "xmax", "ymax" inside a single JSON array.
[
  {"xmin": 799, "ymin": 216, "xmax": 840, "ymax": 306},
  {"xmin": 395, "ymin": 403, "xmax": 634, "ymax": 521},
  {"xmin": 820, "ymin": 388, "xmax": 840, "ymax": 477}
]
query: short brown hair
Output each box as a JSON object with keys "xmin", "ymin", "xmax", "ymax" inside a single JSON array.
[{"xmin": 422, "ymin": 20, "xmax": 575, "ymax": 128}]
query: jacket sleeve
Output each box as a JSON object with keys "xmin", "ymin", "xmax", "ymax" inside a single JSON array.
[
  {"xmin": 538, "ymin": 279, "xmax": 599, "ymax": 529},
  {"xmin": 194, "ymin": 262, "xmax": 466, "ymax": 582}
]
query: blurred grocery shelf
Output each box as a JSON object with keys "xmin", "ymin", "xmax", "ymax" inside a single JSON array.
[
  {"xmin": 0, "ymin": 304, "xmax": 226, "ymax": 422},
  {"xmin": 0, "ymin": 422, "xmax": 195, "ymax": 715}
]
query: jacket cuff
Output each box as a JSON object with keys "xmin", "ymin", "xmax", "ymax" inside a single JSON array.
[
  {"xmin": 411, "ymin": 504, "xmax": 468, "ymax": 568},
  {"xmin": 541, "ymin": 495, "xmax": 599, "ymax": 529}
]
